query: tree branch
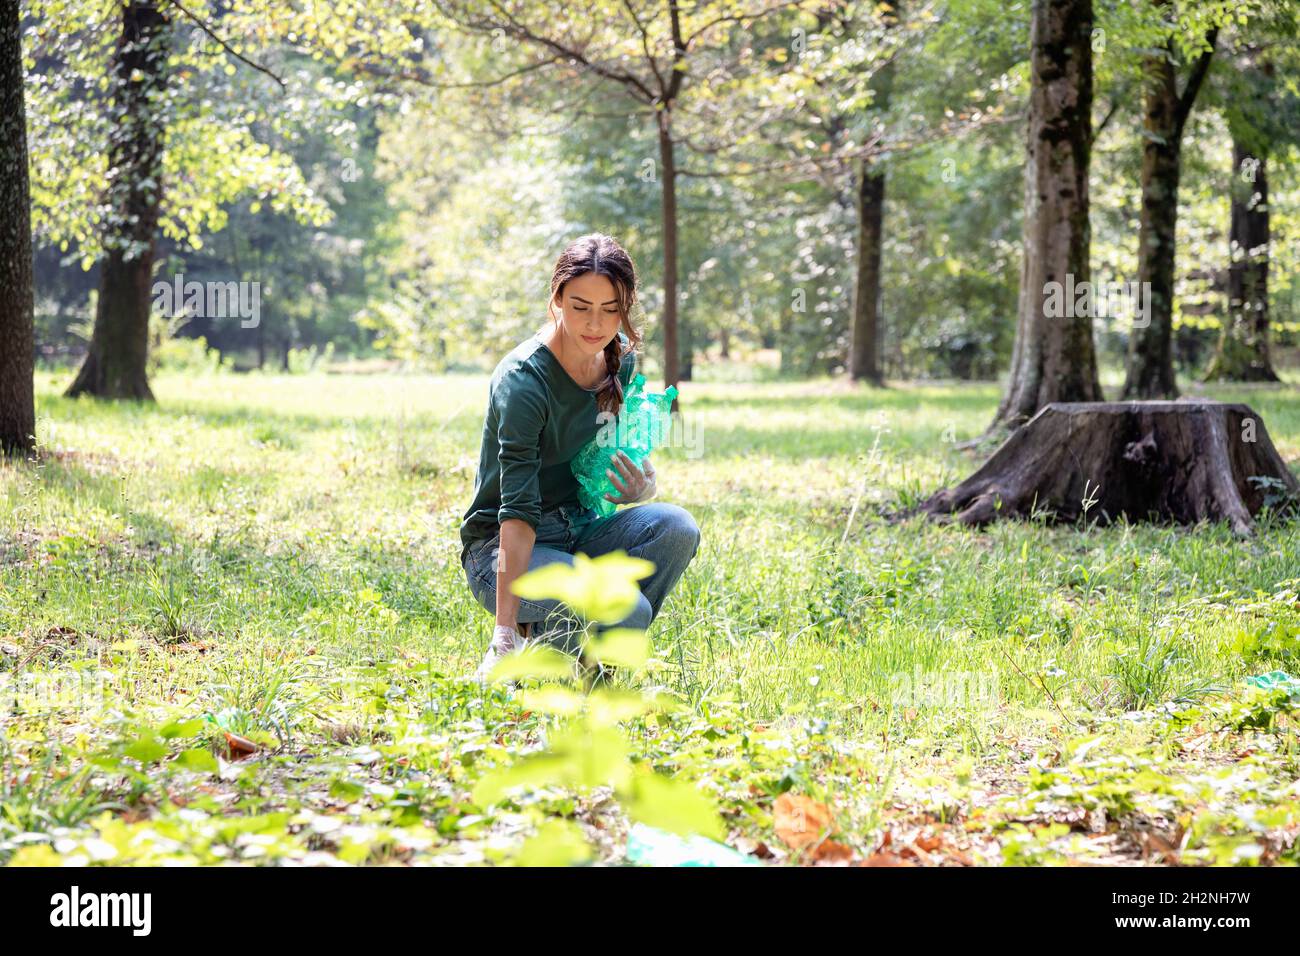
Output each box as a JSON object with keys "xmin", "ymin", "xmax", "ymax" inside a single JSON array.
[
  {"xmin": 164, "ymin": 0, "xmax": 285, "ymax": 89},
  {"xmin": 434, "ymin": 0, "xmax": 660, "ymax": 104},
  {"xmin": 1091, "ymin": 97, "xmax": 1119, "ymax": 145},
  {"xmin": 683, "ymin": 0, "xmax": 814, "ymax": 49},
  {"xmin": 350, "ymin": 53, "xmax": 565, "ymax": 91},
  {"xmin": 622, "ymin": 0, "xmax": 666, "ymax": 98},
  {"xmin": 1173, "ymin": 27, "xmax": 1218, "ymax": 137},
  {"xmin": 664, "ymin": 0, "xmax": 687, "ymax": 103}
]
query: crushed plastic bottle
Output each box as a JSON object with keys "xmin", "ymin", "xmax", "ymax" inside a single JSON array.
[
  {"xmin": 624, "ymin": 823, "xmax": 761, "ymax": 867},
  {"xmin": 1246, "ymin": 671, "xmax": 1300, "ymax": 698},
  {"xmin": 571, "ymin": 373, "xmax": 677, "ymax": 517}
]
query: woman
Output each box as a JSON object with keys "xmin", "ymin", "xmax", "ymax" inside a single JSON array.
[{"xmin": 459, "ymin": 233, "xmax": 701, "ymax": 679}]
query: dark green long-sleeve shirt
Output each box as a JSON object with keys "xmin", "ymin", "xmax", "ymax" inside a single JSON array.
[{"xmin": 459, "ymin": 329, "xmax": 636, "ymax": 567}]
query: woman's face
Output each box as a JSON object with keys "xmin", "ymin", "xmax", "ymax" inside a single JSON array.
[{"xmin": 552, "ymin": 271, "xmax": 623, "ymax": 357}]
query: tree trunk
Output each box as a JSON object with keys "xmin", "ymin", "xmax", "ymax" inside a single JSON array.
[
  {"xmin": 66, "ymin": 1, "xmax": 170, "ymax": 401},
  {"xmin": 922, "ymin": 401, "xmax": 1297, "ymax": 537},
  {"xmin": 680, "ymin": 309, "xmax": 693, "ymax": 381},
  {"xmin": 990, "ymin": 0, "xmax": 1101, "ymax": 431},
  {"xmin": 0, "ymin": 0, "xmax": 35, "ymax": 456},
  {"xmin": 1123, "ymin": 47, "xmax": 1181, "ymax": 398},
  {"xmin": 849, "ymin": 159, "xmax": 885, "ymax": 385},
  {"xmin": 1204, "ymin": 143, "xmax": 1278, "ymax": 382},
  {"xmin": 657, "ymin": 109, "xmax": 681, "ymax": 413},
  {"xmin": 1123, "ymin": 23, "xmax": 1217, "ymax": 398},
  {"xmin": 848, "ymin": 1, "xmax": 898, "ymax": 386}
]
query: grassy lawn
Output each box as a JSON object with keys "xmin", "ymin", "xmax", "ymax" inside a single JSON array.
[{"xmin": 2, "ymin": 370, "xmax": 1298, "ymax": 866}]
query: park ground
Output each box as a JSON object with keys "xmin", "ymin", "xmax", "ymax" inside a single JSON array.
[{"xmin": 1, "ymin": 369, "xmax": 1298, "ymax": 866}]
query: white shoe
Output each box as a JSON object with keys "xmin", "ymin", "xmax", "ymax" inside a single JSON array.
[{"xmin": 477, "ymin": 622, "xmax": 529, "ymax": 684}]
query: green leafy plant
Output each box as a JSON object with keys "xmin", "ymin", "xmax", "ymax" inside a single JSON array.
[
  {"xmin": 476, "ymin": 551, "xmax": 726, "ymax": 861},
  {"xmin": 1230, "ymin": 618, "xmax": 1300, "ymax": 667}
]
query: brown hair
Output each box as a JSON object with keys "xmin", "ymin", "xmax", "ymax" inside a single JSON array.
[{"xmin": 547, "ymin": 233, "xmax": 642, "ymax": 416}]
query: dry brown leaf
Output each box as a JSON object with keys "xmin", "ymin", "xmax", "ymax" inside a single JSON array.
[
  {"xmin": 855, "ymin": 852, "xmax": 915, "ymax": 867},
  {"xmin": 773, "ymin": 793, "xmax": 835, "ymax": 850},
  {"xmin": 165, "ymin": 641, "xmax": 210, "ymax": 654},
  {"xmin": 915, "ymin": 831, "xmax": 943, "ymax": 852},
  {"xmin": 1137, "ymin": 829, "xmax": 1181, "ymax": 863},
  {"xmin": 809, "ymin": 840, "xmax": 855, "ymax": 864}
]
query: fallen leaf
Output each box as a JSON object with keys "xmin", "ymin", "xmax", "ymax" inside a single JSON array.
[
  {"xmin": 810, "ymin": 839, "xmax": 855, "ymax": 864},
  {"xmin": 915, "ymin": 831, "xmax": 943, "ymax": 852},
  {"xmin": 900, "ymin": 841, "xmax": 933, "ymax": 863},
  {"xmin": 774, "ymin": 793, "xmax": 835, "ymax": 850},
  {"xmin": 855, "ymin": 852, "xmax": 914, "ymax": 867}
]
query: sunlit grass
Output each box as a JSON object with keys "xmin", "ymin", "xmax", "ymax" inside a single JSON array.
[{"xmin": 1, "ymin": 368, "xmax": 1297, "ymax": 865}]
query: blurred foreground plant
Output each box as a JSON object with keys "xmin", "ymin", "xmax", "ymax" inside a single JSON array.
[{"xmin": 475, "ymin": 551, "xmax": 724, "ymax": 863}]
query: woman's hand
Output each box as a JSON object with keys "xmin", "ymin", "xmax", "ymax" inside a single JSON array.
[{"xmin": 605, "ymin": 451, "xmax": 656, "ymax": 504}]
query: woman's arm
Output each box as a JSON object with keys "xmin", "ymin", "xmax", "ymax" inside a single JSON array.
[
  {"xmin": 495, "ymin": 517, "xmax": 535, "ymax": 631},
  {"xmin": 493, "ymin": 367, "xmax": 547, "ymax": 632}
]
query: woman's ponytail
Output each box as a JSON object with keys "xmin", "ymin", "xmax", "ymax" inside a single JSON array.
[{"xmin": 597, "ymin": 334, "xmax": 626, "ymax": 416}]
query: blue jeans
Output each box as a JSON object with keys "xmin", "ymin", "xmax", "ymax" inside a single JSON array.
[{"xmin": 462, "ymin": 502, "xmax": 702, "ymax": 655}]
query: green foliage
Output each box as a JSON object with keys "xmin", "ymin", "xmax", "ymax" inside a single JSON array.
[
  {"xmin": 3, "ymin": 374, "xmax": 1297, "ymax": 866},
  {"xmin": 476, "ymin": 552, "xmax": 725, "ymax": 852},
  {"xmin": 24, "ymin": 0, "xmax": 334, "ymax": 259}
]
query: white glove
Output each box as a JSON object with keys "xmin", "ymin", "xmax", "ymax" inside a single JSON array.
[
  {"xmin": 492, "ymin": 623, "xmax": 524, "ymax": 651},
  {"xmin": 605, "ymin": 452, "xmax": 657, "ymax": 504}
]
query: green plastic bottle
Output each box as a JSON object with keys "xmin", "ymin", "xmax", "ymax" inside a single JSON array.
[
  {"xmin": 624, "ymin": 823, "xmax": 761, "ymax": 867},
  {"xmin": 571, "ymin": 373, "xmax": 677, "ymax": 516}
]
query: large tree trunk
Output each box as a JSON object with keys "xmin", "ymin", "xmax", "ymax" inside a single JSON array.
[
  {"xmin": 66, "ymin": 1, "xmax": 170, "ymax": 400},
  {"xmin": 657, "ymin": 109, "xmax": 681, "ymax": 413},
  {"xmin": 0, "ymin": 0, "xmax": 35, "ymax": 456},
  {"xmin": 1123, "ymin": 45, "xmax": 1182, "ymax": 398},
  {"xmin": 847, "ymin": 0, "xmax": 897, "ymax": 387},
  {"xmin": 1122, "ymin": 22, "xmax": 1217, "ymax": 399},
  {"xmin": 849, "ymin": 159, "xmax": 885, "ymax": 385},
  {"xmin": 1204, "ymin": 142, "xmax": 1278, "ymax": 382},
  {"xmin": 922, "ymin": 402, "xmax": 1297, "ymax": 537},
  {"xmin": 990, "ymin": 0, "xmax": 1101, "ymax": 431}
]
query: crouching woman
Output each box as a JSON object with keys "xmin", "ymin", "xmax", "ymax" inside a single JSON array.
[{"xmin": 458, "ymin": 233, "xmax": 701, "ymax": 678}]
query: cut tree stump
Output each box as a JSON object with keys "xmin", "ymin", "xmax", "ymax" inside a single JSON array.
[{"xmin": 921, "ymin": 402, "xmax": 1298, "ymax": 536}]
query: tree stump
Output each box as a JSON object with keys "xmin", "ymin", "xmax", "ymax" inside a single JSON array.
[{"xmin": 921, "ymin": 402, "xmax": 1298, "ymax": 536}]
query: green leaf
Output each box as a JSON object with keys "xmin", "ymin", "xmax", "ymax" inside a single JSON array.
[
  {"xmin": 586, "ymin": 628, "xmax": 652, "ymax": 669},
  {"xmin": 513, "ymin": 551, "xmax": 655, "ymax": 624},
  {"xmin": 159, "ymin": 718, "xmax": 206, "ymax": 740},
  {"xmin": 472, "ymin": 752, "xmax": 576, "ymax": 806},
  {"xmin": 517, "ymin": 686, "xmax": 585, "ymax": 716},
  {"xmin": 621, "ymin": 772, "xmax": 724, "ymax": 841},
  {"xmin": 642, "ymin": 691, "xmax": 688, "ymax": 714},
  {"xmin": 173, "ymin": 748, "xmax": 218, "ymax": 773},
  {"xmin": 473, "ymin": 723, "xmax": 632, "ymax": 806},
  {"xmin": 329, "ymin": 778, "xmax": 366, "ymax": 801},
  {"xmin": 589, "ymin": 689, "xmax": 653, "ymax": 725},
  {"xmin": 123, "ymin": 736, "xmax": 168, "ymax": 764},
  {"xmin": 489, "ymin": 645, "xmax": 577, "ymax": 682},
  {"xmin": 514, "ymin": 819, "xmax": 593, "ymax": 867},
  {"xmin": 556, "ymin": 724, "xmax": 632, "ymax": 790}
]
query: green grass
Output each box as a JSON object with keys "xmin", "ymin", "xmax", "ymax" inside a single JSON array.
[{"xmin": 2, "ymin": 368, "xmax": 1298, "ymax": 866}]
